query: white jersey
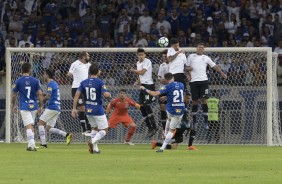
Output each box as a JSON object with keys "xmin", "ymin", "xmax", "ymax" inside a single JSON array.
[
  {"xmin": 167, "ymin": 47, "xmax": 186, "ymax": 74},
  {"xmin": 68, "ymin": 60, "xmax": 91, "ymax": 88},
  {"xmin": 186, "ymin": 53, "xmax": 216, "ymax": 82},
  {"xmin": 137, "ymin": 58, "xmax": 154, "ymax": 85},
  {"xmin": 158, "ymin": 62, "xmax": 169, "ymax": 79}
]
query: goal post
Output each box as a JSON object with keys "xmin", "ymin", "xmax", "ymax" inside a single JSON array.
[{"xmin": 4, "ymin": 47, "xmax": 281, "ymax": 146}]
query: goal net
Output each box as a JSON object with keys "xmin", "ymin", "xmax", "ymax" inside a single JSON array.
[{"xmin": 5, "ymin": 47, "xmax": 281, "ymax": 146}]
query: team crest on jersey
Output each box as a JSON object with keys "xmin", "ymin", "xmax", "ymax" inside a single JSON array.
[
  {"xmin": 47, "ymin": 87, "xmax": 52, "ymax": 91},
  {"xmin": 125, "ymin": 102, "xmax": 129, "ymax": 108},
  {"xmin": 78, "ymin": 99, "xmax": 83, "ymax": 104},
  {"xmin": 175, "ymin": 109, "xmax": 181, "ymax": 113},
  {"xmin": 29, "ymin": 104, "xmax": 34, "ymax": 109},
  {"xmin": 160, "ymin": 86, "xmax": 165, "ymax": 90},
  {"xmin": 87, "ymin": 109, "xmax": 92, "ymax": 113},
  {"xmin": 103, "ymin": 85, "xmax": 107, "ymax": 90},
  {"xmin": 25, "ymin": 81, "xmax": 30, "ymax": 85}
]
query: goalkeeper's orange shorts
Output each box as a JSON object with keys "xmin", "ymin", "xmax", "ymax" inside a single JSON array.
[{"xmin": 108, "ymin": 115, "xmax": 134, "ymax": 128}]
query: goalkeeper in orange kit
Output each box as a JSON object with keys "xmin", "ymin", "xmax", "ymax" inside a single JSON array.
[{"xmin": 106, "ymin": 89, "xmax": 140, "ymax": 145}]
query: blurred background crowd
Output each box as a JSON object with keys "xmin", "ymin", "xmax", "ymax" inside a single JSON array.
[{"xmin": 0, "ymin": 0, "xmax": 282, "ymax": 81}]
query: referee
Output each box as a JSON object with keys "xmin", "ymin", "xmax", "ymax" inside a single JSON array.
[
  {"xmin": 67, "ymin": 51, "xmax": 91, "ymax": 134},
  {"xmin": 186, "ymin": 43, "xmax": 227, "ymax": 149},
  {"xmin": 167, "ymin": 38, "xmax": 189, "ymax": 123}
]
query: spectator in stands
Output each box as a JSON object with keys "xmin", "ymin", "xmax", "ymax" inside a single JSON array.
[
  {"xmin": 167, "ymin": 8, "xmax": 180, "ymax": 37},
  {"xmin": 116, "ymin": 8, "xmax": 131, "ymax": 34},
  {"xmin": 273, "ymin": 14, "xmax": 282, "ymax": 45},
  {"xmin": 137, "ymin": 8, "xmax": 153, "ymax": 34},
  {"xmin": 133, "ymin": 31, "xmax": 148, "ymax": 47},
  {"xmin": 18, "ymin": 32, "xmax": 32, "ymax": 47},
  {"xmin": 9, "ymin": 13, "xmax": 23, "ymax": 41},
  {"xmin": 156, "ymin": 11, "xmax": 171, "ymax": 35}
]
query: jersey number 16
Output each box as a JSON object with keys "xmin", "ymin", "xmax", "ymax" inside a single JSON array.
[{"xmin": 85, "ymin": 87, "xmax": 96, "ymax": 100}]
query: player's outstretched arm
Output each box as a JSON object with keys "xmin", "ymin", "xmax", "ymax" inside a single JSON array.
[
  {"xmin": 130, "ymin": 68, "xmax": 147, "ymax": 75},
  {"xmin": 140, "ymin": 86, "xmax": 161, "ymax": 97},
  {"xmin": 135, "ymin": 103, "xmax": 141, "ymax": 109},
  {"xmin": 212, "ymin": 65, "xmax": 227, "ymax": 79}
]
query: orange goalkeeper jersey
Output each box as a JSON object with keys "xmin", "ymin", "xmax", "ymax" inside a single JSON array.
[{"xmin": 110, "ymin": 97, "xmax": 137, "ymax": 116}]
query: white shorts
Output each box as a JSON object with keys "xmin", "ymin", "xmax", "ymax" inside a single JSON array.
[
  {"xmin": 39, "ymin": 109, "xmax": 60, "ymax": 127},
  {"xmin": 20, "ymin": 110, "xmax": 37, "ymax": 126},
  {"xmin": 167, "ymin": 111, "xmax": 183, "ymax": 130},
  {"xmin": 87, "ymin": 114, "xmax": 108, "ymax": 130}
]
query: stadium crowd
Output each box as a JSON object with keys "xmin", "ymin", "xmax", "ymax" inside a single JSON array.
[{"xmin": 0, "ymin": 0, "xmax": 282, "ymax": 80}]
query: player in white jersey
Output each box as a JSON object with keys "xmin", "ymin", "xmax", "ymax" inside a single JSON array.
[
  {"xmin": 12, "ymin": 63, "xmax": 44, "ymax": 151},
  {"xmin": 38, "ymin": 69, "xmax": 73, "ymax": 148},
  {"xmin": 130, "ymin": 48, "xmax": 158, "ymax": 138},
  {"xmin": 186, "ymin": 43, "xmax": 227, "ymax": 150},
  {"xmin": 157, "ymin": 49, "xmax": 169, "ymax": 138},
  {"xmin": 167, "ymin": 38, "xmax": 189, "ymax": 123},
  {"xmin": 67, "ymin": 51, "xmax": 91, "ymax": 134}
]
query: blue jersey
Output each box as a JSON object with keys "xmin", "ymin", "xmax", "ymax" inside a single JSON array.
[
  {"xmin": 77, "ymin": 77, "xmax": 108, "ymax": 116},
  {"xmin": 46, "ymin": 80, "xmax": 61, "ymax": 111},
  {"xmin": 12, "ymin": 76, "xmax": 42, "ymax": 111},
  {"xmin": 159, "ymin": 82, "xmax": 185, "ymax": 115}
]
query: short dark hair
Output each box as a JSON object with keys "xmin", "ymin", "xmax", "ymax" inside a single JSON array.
[
  {"xmin": 22, "ymin": 62, "xmax": 31, "ymax": 73},
  {"xmin": 79, "ymin": 51, "xmax": 88, "ymax": 59},
  {"xmin": 120, "ymin": 89, "xmax": 127, "ymax": 93},
  {"xmin": 161, "ymin": 49, "xmax": 168, "ymax": 55},
  {"xmin": 164, "ymin": 73, "xmax": 173, "ymax": 80},
  {"xmin": 137, "ymin": 48, "xmax": 145, "ymax": 53},
  {"xmin": 89, "ymin": 63, "xmax": 99, "ymax": 75},
  {"xmin": 45, "ymin": 69, "xmax": 55, "ymax": 79},
  {"xmin": 197, "ymin": 42, "xmax": 205, "ymax": 46},
  {"xmin": 170, "ymin": 38, "xmax": 179, "ymax": 45}
]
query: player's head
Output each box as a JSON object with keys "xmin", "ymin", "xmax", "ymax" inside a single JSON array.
[
  {"xmin": 89, "ymin": 63, "xmax": 100, "ymax": 76},
  {"xmin": 170, "ymin": 38, "xmax": 180, "ymax": 51},
  {"xmin": 196, "ymin": 42, "xmax": 205, "ymax": 55},
  {"xmin": 44, "ymin": 69, "xmax": 55, "ymax": 80},
  {"xmin": 21, "ymin": 62, "xmax": 31, "ymax": 74},
  {"xmin": 79, "ymin": 51, "xmax": 90, "ymax": 62},
  {"xmin": 161, "ymin": 49, "xmax": 168, "ymax": 63},
  {"xmin": 119, "ymin": 89, "xmax": 127, "ymax": 100},
  {"xmin": 137, "ymin": 48, "xmax": 146, "ymax": 61},
  {"xmin": 164, "ymin": 72, "xmax": 174, "ymax": 82}
]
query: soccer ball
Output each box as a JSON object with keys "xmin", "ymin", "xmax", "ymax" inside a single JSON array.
[{"xmin": 158, "ymin": 37, "xmax": 169, "ymax": 47}]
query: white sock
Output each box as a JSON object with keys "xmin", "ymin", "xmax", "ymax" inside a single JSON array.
[
  {"xmin": 160, "ymin": 131, "xmax": 173, "ymax": 150},
  {"xmin": 91, "ymin": 130, "xmax": 99, "ymax": 151},
  {"xmin": 49, "ymin": 127, "xmax": 67, "ymax": 137},
  {"xmin": 26, "ymin": 129, "xmax": 35, "ymax": 148},
  {"xmin": 164, "ymin": 119, "xmax": 170, "ymax": 136},
  {"xmin": 92, "ymin": 130, "xmax": 106, "ymax": 145},
  {"xmin": 38, "ymin": 125, "xmax": 47, "ymax": 145}
]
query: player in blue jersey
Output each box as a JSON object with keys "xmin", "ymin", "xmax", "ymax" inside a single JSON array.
[
  {"xmin": 72, "ymin": 63, "xmax": 111, "ymax": 154},
  {"xmin": 140, "ymin": 73, "xmax": 185, "ymax": 153},
  {"xmin": 38, "ymin": 69, "xmax": 73, "ymax": 148},
  {"xmin": 12, "ymin": 62, "xmax": 44, "ymax": 151}
]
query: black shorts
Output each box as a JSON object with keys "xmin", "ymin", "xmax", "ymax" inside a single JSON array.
[
  {"xmin": 72, "ymin": 88, "xmax": 85, "ymax": 107},
  {"xmin": 173, "ymin": 73, "xmax": 188, "ymax": 94},
  {"xmin": 189, "ymin": 80, "xmax": 209, "ymax": 101},
  {"xmin": 139, "ymin": 84, "xmax": 155, "ymax": 105}
]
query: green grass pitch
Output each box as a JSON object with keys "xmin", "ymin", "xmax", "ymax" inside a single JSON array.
[{"xmin": 0, "ymin": 143, "xmax": 282, "ymax": 184}]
